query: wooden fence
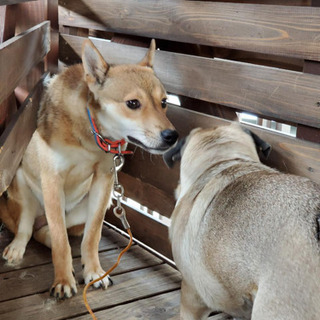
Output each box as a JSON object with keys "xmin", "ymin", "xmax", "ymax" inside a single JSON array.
[
  {"xmin": 0, "ymin": 0, "xmax": 54, "ymax": 194},
  {"xmin": 1, "ymin": 0, "xmax": 319, "ymax": 260}
]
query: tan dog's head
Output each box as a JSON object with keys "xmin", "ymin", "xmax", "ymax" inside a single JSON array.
[
  {"xmin": 164, "ymin": 123, "xmax": 271, "ymax": 197},
  {"xmin": 82, "ymin": 39, "xmax": 178, "ymax": 154}
]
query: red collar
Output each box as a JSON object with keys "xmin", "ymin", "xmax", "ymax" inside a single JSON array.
[{"xmin": 87, "ymin": 107, "xmax": 133, "ymax": 155}]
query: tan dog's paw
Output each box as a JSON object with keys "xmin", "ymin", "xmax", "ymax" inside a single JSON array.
[
  {"xmin": 2, "ymin": 239, "xmax": 26, "ymax": 265},
  {"xmin": 50, "ymin": 272, "xmax": 77, "ymax": 299},
  {"xmin": 83, "ymin": 265, "xmax": 112, "ymax": 289}
]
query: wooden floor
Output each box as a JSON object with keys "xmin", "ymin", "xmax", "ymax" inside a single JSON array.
[{"xmin": 0, "ymin": 224, "xmax": 230, "ymax": 320}]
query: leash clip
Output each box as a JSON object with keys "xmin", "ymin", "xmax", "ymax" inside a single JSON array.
[{"xmin": 112, "ymin": 154, "xmax": 130, "ymax": 230}]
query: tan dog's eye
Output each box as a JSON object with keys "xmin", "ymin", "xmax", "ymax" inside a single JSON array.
[
  {"xmin": 126, "ymin": 99, "xmax": 141, "ymax": 110},
  {"xmin": 161, "ymin": 98, "xmax": 167, "ymax": 109}
]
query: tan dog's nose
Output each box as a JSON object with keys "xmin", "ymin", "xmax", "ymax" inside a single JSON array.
[{"xmin": 161, "ymin": 129, "xmax": 179, "ymax": 146}]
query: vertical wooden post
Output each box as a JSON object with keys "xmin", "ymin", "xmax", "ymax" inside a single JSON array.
[
  {"xmin": 298, "ymin": 0, "xmax": 320, "ymax": 143},
  {"xmin": 47, "ymin": 0, "xmax": 58, "ymax": 74}
]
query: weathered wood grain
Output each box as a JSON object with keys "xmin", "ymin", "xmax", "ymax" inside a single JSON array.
[
  {"xmin": 59, "ymin": 0, "xmax": 320, "ymax": 60},
  {"xmin": 107, "ymin": 204, "xmax": 173, "ymax": 260},
  {"xmin": 0, "ymin": 75, "xmax": 45, "ymax": 195},
  {"xmin": 0, "ymin": 226, "xmax": 128, "ymax": 273},
  {"xmin": 0, "ymin": 21, "xmax": 50, "ymax": 105},
  {"xmin": 0, "ymin": 0, "xmax": 36, "ymax": 5},
  {"xmin": 0, "ymin": 245, "xmax": 163, "ymax": 302},
  {"xmin": 0, "ymin": 4, "xmax": 18, "ymax": 134},
  {"xmin": 47, "ymin": 0, "xmax": 59, "ymax": 74},
  {"xmin": 118, "ymin": 171, "xmax": 175, "ymax": 218},
  {"xmin": 73, "ymin": 290, "xmax": 181, "ymax": 320},
  {"xmin": 0, "ymin": 264, "xmax": 181, "ymax": 320},
  {"xmin": 60, "ymin": 35, "xmax": 320, "ymax": 128}
]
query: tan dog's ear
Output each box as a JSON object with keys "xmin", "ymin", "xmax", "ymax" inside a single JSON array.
[
  {"xmin": 139, "ymin": 39, "xmax": 156, "ymax": 68},
  {"xmin": 82, "ymin": 39, "xmax": 109, "ymax": 86}
]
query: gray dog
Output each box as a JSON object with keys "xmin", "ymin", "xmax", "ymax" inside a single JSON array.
[{"xmin": 164, "ymin": 124, "xmax": 320, "ymax": 320}]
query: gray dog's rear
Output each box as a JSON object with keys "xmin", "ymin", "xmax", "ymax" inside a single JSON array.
[{"xmin": 167, "ymin": 124, "xmax": 320, "ymax": 320}]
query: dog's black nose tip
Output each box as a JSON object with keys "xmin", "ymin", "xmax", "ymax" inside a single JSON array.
[{"xmin": 161, "ymin": 129, "xmax": 179, "ymax": 146}]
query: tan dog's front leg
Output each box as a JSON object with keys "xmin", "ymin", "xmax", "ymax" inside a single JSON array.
[
  {"xmin": 81, "ymin": 170, "xmax": 113, "ymax": 289},
  {"xmin": 37, "ymin": 135, "xmax": 77, "ymax": 299},
  {"xmin": 42, "ymin": 176, "xmax": 77, "ymax": 299},
  {"xmin": 41, "ymin": 173, "xmax": 77, "ymax": 299}
]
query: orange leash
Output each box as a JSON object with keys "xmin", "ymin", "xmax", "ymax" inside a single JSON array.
[{"xmin": 83, "ymin": 228, "xmax": 133, "ymax": 320}]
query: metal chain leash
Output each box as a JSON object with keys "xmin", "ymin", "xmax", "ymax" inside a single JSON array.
[{"xmin": 112, "ymin": 154, "xmax": 130, "ymax": 230}]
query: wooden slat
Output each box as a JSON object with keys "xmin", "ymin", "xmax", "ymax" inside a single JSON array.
[
  {"xmin": 0, "ymin": 0, "xmax": 36, "ymax": 5},
  {"xmin": 0, "ymin": 227, "xmax": 128, "ymax": 273},
  {"xmin": 0, "ymin": 4, "xmax": 16, "ymax": 43},
  {"xmin": 0, "ymin": 264, "xmax": 181, "ymax": 320},
  {"xmin": 47, "ymin": 0, "xmax": 59, "ymax": 73},
  {"xmin": 59, "ymin": 0, "xmax": 320, "ymax": 61},
  {"xmin": 73, "ymin": 290, "xmax": 232, "ymax": 320},
  {"xmin": 119, "ymin": 172, "xmax": 175, "ymax": 218},
  {"xmin": 0, "ymin": 4, "xmax": 17, "ymax": 134},
  {"xmin": 122, "ymin": 105, "xmax": 320, "ymax": 198},
  {"xmin": 107, "ymin": 205, "xmax": 173, "ymax": 260},
  {"xmin": 74, "ymin": 290, "xmax": 181, "ymax": 320},
  {"xmin": 0, "ymin": 245, "xmax": 162, "ymax": 302},
  {"xmin": 60, "ymin": 35, "xmax": 320, "ymax": 128},
  {"xmin": 0, "ymin": 74, "xmax": 46, "ymax": 195},
  {"xmin": 0, "ymin": 21, "xmax": 50, "ymax": 105}
]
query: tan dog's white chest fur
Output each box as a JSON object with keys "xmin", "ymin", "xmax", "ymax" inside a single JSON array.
[{"xmin": 0, "ymin": 39, "xmax": 178, "ymax": 299}]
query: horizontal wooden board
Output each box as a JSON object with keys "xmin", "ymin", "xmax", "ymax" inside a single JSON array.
[
  {"xmin": 0, "ymin": 21, "xmax": 50, "ymax": 105},
  {"xmin": 74, "ymin": 290, "xmax": 181, "ymax": 320},
  {"xmin": 59, "ymin": 0, "xmax": 320, "ymax": 60},
  {"xmin": 118, "ymin": 172, "xmax": 175, "ymax": 218},
  {"xmin": 107, "ymin": 204, "xmax": 173, "ymax": 260},
  {"xmin": 60, "ymin": 35, "xmax": 320, "ymax": 128},
  {"xmin": 122, "ymin": 105, "xmax": 320, "ymax": 198},
  {"xmin": 0, "ymin": 226, "xmax": 128, "ymax": 273},
  {"xmin": 73, "ymin": 289, "xmax": 232, "ymax": 320},
  {"xmin": 0, "ymin": 75, "xmax": 46, "ymax": 195},
  {"xmin": 0, "ymin": 0, "xmax": 36, "ymax": 5},
  {"xmin": 0, "ymin": 264, "xmax": 181, "ymax": 320},
  {"xmin": 0, "ymin": 245, "xmax": 163, "ymax": 302}
]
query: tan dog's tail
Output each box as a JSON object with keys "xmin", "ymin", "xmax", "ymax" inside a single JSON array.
[{"xmin": 0, "ymin": 191, "xmax": 20, "ymax": 234}]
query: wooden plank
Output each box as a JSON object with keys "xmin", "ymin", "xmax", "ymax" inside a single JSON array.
[
  {"xmin": 0, "ymin": 226, "xmax": 129, "ymax": 273},
  {"xmin": 0, "ymin": 21, "xmax": 50, "ymax": 105},
  {"xmin": 0, "ymin": 245, "xmax": 163, "ymax": 302},
  {"xmin": 59, "ymin": 0, "xmax": 320, "ymax": 61},
  {"xmin": 299, "ymin": 52, "xmax": 320, "ymax": 142},
  {"xmin": 73, "ymin": 290, "xmax": 181, "ymax": 320},
  {"xmin": 0, "ymin": 4, "xmax": 18, "ymax": 134},
  {"xmin": 14, "ymin": 0, "xmax": 46, "ymax": 34},
  {"xmin": 0, "ymin": 0, "xmax": 36, "ymax": 5},
  {"xmin": 0, "ymin": 94, "xmax": 17, "ymax": 136},
  {"xmin": 122, "ymin": 105, "xmax": 320, "ymax": 197},
  {"xmin": 60, "ymin": 35, "xmax": 320, "ymax": 128},
  {"xmin": 47, "ymin": 0, "xmax": 59, "ymax": 74},
  {"xmin": 72, "ymin": 289, "xmax": 233, "ymax": 320},
  {"xmin": 119, "ymin": 172, "xmax": 175, "ymax": 218},
  {"xmin": 107, "ymin": 204, "xmax": 173, "ymax": 260},
  {"xmin": 0, "ymin": 4, "xmax": 16, "ymax": 43},
  {"xmin": 0, "ymin": 264, "xmax": 181, "ymax": 320},
  {"xmin": 0, "ymin": 75, "xmax": 45, "ymax": 195}
]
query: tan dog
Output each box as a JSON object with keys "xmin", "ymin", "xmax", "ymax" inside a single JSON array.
[
  {"xmin": 165, "ymin": 124, "xmax": 320, "ymax": 320},
  {"xmin": 0, "ymin": 39, "xmax": 178, "ymax": 299}
]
